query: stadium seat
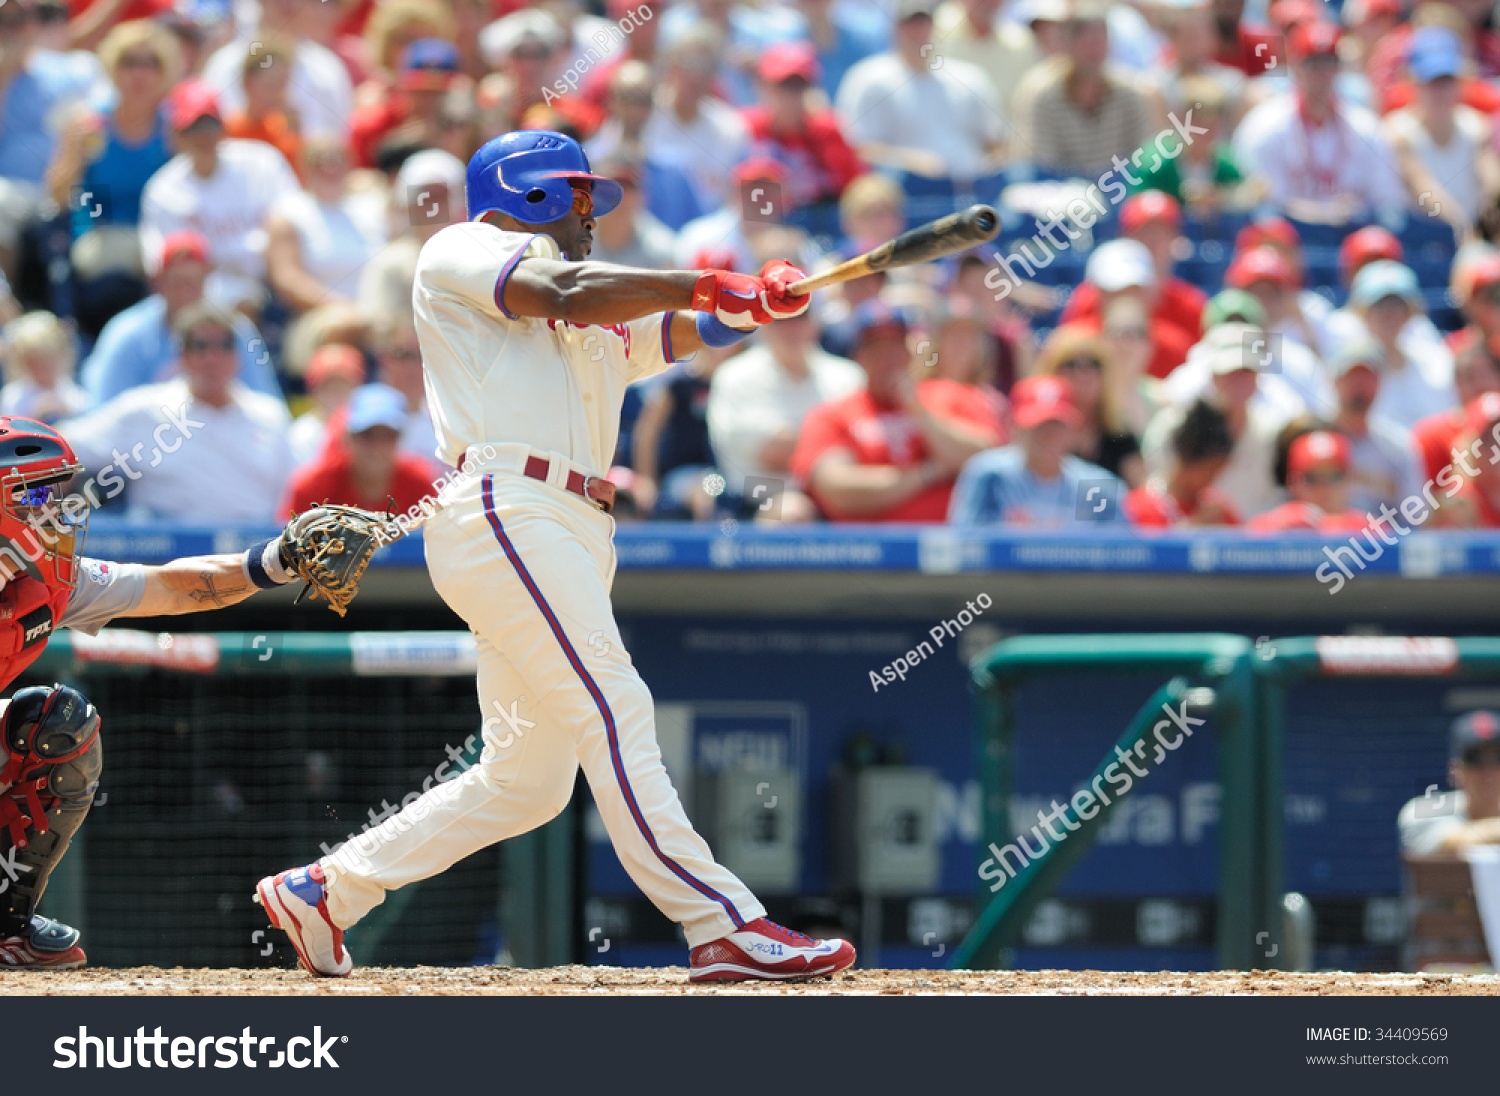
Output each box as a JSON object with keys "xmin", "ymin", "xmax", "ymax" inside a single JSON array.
[{"xmin": 1181, "ymin": 210, "xmax": 1251, "ymax": 245}]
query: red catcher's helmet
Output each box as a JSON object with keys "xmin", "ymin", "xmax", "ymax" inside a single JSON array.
[{"xmin": 0, "ymin": 417, "xmax": 86, "ymax": 591}]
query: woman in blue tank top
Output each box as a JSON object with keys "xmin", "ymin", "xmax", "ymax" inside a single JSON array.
[{"xmin": 46, "ymin": 19, "xmax": 178, "ymax": 235}]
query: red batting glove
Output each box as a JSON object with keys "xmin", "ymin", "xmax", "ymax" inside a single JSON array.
[
  {"xmin": 759, "ymin": 259, "xmax": 811, "ymax": 319},
  {"xmin": 692, "ymin": 269, "xmax": 773, "ymax": 329}
]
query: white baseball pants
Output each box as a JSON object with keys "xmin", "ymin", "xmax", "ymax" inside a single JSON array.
[{"xmin": 320, "ymin": 457, "xmax": 764, "ymax": 947}]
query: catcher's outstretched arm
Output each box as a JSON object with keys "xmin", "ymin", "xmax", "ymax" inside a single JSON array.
[{"xmin": 121, "ymin": 553, "xmax": 266, "ymax": 617}]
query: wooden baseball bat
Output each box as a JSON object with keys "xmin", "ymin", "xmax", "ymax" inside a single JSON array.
[{"xmin": 785, "ymin": 204, "xmax": 1000, "ymax": 296}]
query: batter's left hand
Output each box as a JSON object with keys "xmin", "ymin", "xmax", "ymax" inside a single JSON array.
[{"xmin": 760, "ymin": 260, "xmax": 811, "ymax": 319}]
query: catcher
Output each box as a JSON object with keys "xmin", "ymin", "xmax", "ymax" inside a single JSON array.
[{"xmin": 0, "ymin": 417, "xmax": 386, "ymax": 968}]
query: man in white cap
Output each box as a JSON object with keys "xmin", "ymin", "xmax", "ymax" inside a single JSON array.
[
  {"xmin": 357, "ymin": 149, "xmax": 467, "ymax": 322},
  {"xmin": 1141, "ymin": 322, "xmax": 1282, "ymax": 517},
  {"xmin": 1078, "ymin": 237, "xmax": 1196, "ymax": 379}
]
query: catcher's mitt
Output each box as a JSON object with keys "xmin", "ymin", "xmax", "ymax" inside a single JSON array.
[{"xmin": 279, "ymin": 504, "xmax": 403, "ymax": 616}]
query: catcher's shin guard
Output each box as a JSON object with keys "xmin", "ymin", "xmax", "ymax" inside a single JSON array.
[{"xmin": 0, "ymin": 685, "xmax": 102, "ymax": 937}]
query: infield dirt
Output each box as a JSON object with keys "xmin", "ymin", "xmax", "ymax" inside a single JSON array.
[{"xmin": 3, "ymin": 967, "xmax": 1498, "ymax": 996}]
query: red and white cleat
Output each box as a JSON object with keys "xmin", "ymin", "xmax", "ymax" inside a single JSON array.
[
  {"xmin": 689, "ymin": 918, "xmax": 856, "ymax": 982},
  {"xmin": 254, "ymin": 863, "xmax": 352, "ymax": 977},
  {"xmin": 0, "ymin": 915, "xmax": 87, "ymax": 970}
]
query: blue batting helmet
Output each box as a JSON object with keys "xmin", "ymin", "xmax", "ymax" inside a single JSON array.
[{"xmin": 466, "ymin": 130, "xmax": 623, "ymax": 225}]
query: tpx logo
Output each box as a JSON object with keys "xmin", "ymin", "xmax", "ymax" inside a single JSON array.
[
  {"xmin": 739, "ymin": 179, "xmax": 783, "ymax": 225},
  {"xmin": 19, "ymin": 606, "xmax": 51, "ymax": 648}
]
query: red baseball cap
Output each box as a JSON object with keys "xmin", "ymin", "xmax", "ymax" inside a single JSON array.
[
  {"xmin": 305, "ymin": 344, "xmax": 367, "ymax": 388},
  {"xmin": 1235, "ymin": 216, "xmax": 1301, "ymax": 255},
  {"xmin": 1289, "ymin": 20, "xmax": 1342, "ymax": 60},
  {"xmin": 759, "ymin": 41, "xmax": 820, "ymax": 84},
  {"xmin": 734, "ymin": 156, "xmax": 786, "ymax": 183},
  {"xmin": 1121, "ymin": 190, "xmax": 1182, "ymax": 235},
  {"xmin": 1269, "ymin": 0, "xmax": 1322, "ymax": 28},
  {"xmin": 1338, "ymin": 225, "xmax": 1403, "ymax": 286},
  {"xmin": 1466, "ymin": 390, "xmax": 1500, "ymax": 434},
  {"xmin": 1011, "ymin": 375, "xmax": 1082, "ymax": 430},
  {"xmin": 167, "ymin": 77, "xmax": 221, "ymax": 130},
  {"xmin": 1226, "ymin": 245, "xmax": 1296, "ymax": 290},
  {"xmin": 1287, "ymin": 430, "xmax": 1351, "ymax": 479},
  {"xmin": 158, "ymin": 230, "xmax": 209, "ymax": 268}
]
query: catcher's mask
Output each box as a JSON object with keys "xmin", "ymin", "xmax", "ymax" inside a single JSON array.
[{"xmin": 0, "ymin": 418, "xmax": 87, "ymax": 591}]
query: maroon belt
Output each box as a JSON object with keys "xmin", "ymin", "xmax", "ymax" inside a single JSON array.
[{"xmin": 523, "ymin": 454, "xmax": 615, "ymax": 514}]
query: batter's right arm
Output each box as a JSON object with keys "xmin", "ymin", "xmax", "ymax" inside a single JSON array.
[
  {"xmin": 502, "ymin": 260, "xmax": 700, "ymax": 325},
  {"xmin": 502, "ymin": 261, "xmax": 807, "ymax": 348}
]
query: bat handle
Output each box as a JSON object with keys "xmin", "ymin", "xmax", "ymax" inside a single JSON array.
[{"xmin": 784, "ymin": 272, "xmax": 835, "ymax": 296}]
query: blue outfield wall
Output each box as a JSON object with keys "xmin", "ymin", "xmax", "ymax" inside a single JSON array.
[{"xmin": 78, "ymin": 519, "xmax": 1500, "ymax": 579}]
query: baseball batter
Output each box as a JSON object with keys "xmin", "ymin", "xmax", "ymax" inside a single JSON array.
[{"xmin": 257, "ymin": 131, "xmax": 856, "ymax": 981}]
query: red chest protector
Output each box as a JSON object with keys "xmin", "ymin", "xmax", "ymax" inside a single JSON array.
[{"xmin": 0, "ymin": 575, "xmax": 71, "ymax": 693}]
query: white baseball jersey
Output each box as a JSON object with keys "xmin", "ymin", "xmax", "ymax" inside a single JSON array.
[
  {"xmin": 323, "ymin": 219, "xmax": 766, "ymax": 948},
  {"xmin": 412, "ymin": 222, "xmax": 680, "ymax": 475}
]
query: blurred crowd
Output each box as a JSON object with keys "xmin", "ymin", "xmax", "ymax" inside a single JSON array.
[{"xmin": 5, "ymin": 0, "xmax": 1500, "ymax": 528}]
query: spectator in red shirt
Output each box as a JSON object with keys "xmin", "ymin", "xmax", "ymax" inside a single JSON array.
[
  {"xmin": 1425, "ymin": 390, "xmax": 1500, "ymax": 525},
  {"xmin": 1246, "ymin": 429, "xmax": 1371, "ymax": 531},
  {"xmin": 349, "ymin": 38, "xmax": 462, "ymax": 168},
  {"xmin": 791, "ymin": 301, "xmax": 1005, "ymax": 522},
  {"xmin": 1233, "ymin": 215, "xmax": 1338, "ymax": 354},
  {"xmin": 1414, "ymin": 328, "xmax": 1500, "ymax": 484},
  {"xmin": 741, "ymin": 42, "xmax": 864, "ymax": 212},
  {"xmin": 1126, "ymin": 397, "xmax": 1241, "ymax": 527},
  {"xmin": 1060, "ymin": 191, "xmax": 1206, "ymax": 340},
  {"xmin": 1224, "ymin": 244, "xmax": 1326, "ymax": 360},
  {"xmin": 1070, "ymin": 239, "xmax": 1196, "ymax": 380},
  {"xmin": 283, "ymin": 383, "xmax": 436, "ymax": 515}
]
